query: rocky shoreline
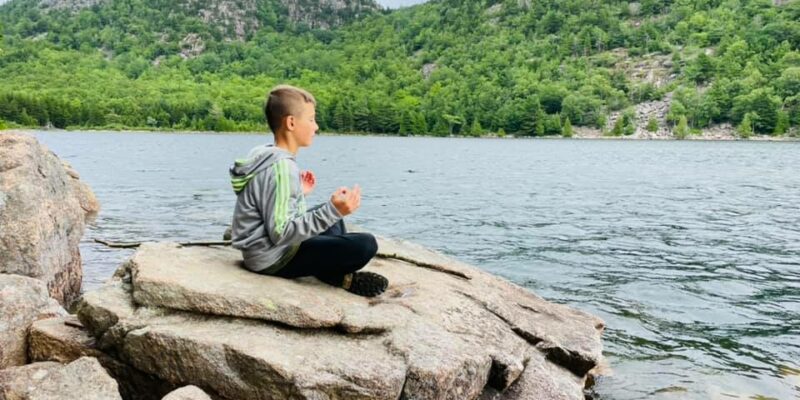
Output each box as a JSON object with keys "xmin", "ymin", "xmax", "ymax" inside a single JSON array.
[
  {"xmin": 1, "ymin": 130, "xmax": 606, "ymax": 399},
  {"xmin": 9, "ymin": 125, "xmax": 799, "ymax": 141}
]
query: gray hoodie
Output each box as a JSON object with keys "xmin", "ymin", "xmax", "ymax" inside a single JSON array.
[{"xmin": 229, "ymin": 144, "xmax": 342, "ymax": 273}]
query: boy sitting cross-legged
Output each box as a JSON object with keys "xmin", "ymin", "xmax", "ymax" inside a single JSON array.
[{"xmin": 229, "ymin": 84, "xmax": 388, "ymax": 297}]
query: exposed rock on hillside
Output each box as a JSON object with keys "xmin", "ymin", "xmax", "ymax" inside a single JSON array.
[
  {"xmin": 76, "ymin": 237, "xmax": 605, "ymax": 400},
  {"xmin": 284, "ymin": 0, "xmax": 381, "ymax": 30},
  {"xmin": 32, "ymin": 0, "xmax": 381, "ymax": 41},
  {"xmin": 613, "ymin": 50, "xmax": 676, "ymax": 88}
]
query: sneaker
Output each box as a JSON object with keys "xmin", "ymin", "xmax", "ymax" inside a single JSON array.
[{"xmin": 343, "ymin": 272, "xmax": 388, "ymax": 297}]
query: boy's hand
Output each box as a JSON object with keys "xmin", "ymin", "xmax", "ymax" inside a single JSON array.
[
  {"xmin": 300, "ymin": 170, "xmax": 316, "ymax": 196},
  {"xmin": 331, "ymin": 185, "xmax": 361, "ymax": 217}
]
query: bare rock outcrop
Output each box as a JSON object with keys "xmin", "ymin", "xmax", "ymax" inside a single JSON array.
[
  {"xmin": 0, "ymin": 356, "xmax": 122, "ymax": 399},
  {"xmin": 76, "ymin": 236, "xmax": 605, "ymax": 400},
  {"xmin": 0, "ymin": 131, "xmax": 98, "ymax": 305}
]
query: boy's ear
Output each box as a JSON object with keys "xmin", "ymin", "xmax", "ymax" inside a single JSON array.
[{"xmin": 285, "ymin": 115, "xmax": 295, "ymax": 131}]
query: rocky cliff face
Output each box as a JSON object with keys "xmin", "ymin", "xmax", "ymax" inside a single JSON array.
[
  {"xmin": 32, "ymin": 0, "xmax": 381, "ymax": 39},
  {"xmin": 282, "ymin": 0, "xmax": 380, "ymax": 29}
]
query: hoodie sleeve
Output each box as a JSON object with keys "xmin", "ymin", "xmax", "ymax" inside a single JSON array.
[{"xmin": 261, "ymin": 158, "xmax": 342, "ymax": 247}]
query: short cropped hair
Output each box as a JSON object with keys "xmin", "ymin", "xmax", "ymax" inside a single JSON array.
[{"xmin": 264, "ymin": 85, "xmax": 316, "ymax": 134}]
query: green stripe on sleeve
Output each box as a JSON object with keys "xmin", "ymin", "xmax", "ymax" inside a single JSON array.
[{"xmin": 273, "ymin": 160, "xmax": 292, "ymax": 236}]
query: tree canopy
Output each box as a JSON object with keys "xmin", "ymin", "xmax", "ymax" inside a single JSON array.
[{"xmin": 0, "ymin": 0, "xmax": 798, "ymax": 136}]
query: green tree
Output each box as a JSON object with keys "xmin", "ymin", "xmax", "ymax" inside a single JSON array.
[
  {"xmin": 411, "ymin": 111, "xmax": 427, "ymax": 135},
  {"xmin": 674, "ymin": 115, "xmax": 689, "ymax": 139},
  {"xmin": 431, "ymin": 117, "xmax": 449, "ymax": 136},
  {"xmin": 685, "ymin": 53, "xmax": 715, "ymax": 83},
  {"xmin": 774, "ymin": 111, "xmax": 790, "ymax": 135},
  {"xmin": 732, "ymin": 89, "xmax": 781, "ymax": 134},
  {"xmin": 646, "ymin": 117, "xmax": 658, "ymax": 132},
  {"xmin": 775, "ymin": 67, "xmax": 800, "ymax": 99},
  {"xmin": 468, "ymin": 117, "xmax": 483, "ymax": 137},
  {"xmin": 544, "ymin": 114, "xmax": 562, "ymax": 136},
  {"xmin": 622, "ymin": 109, "xmax": 636, "ymax": 135},
  {"xmin": 738, "ymin": 112, "xmax": 755, "ymax": 138},
  {"xmin": 398, "ymin": 110, "xmax": 412, "ymax": 136},
  {"xmin": 610, "ymin": 117, "xmax": 624, "ymax": 136},
  {"xmin": 521, "ymin": 97, "xmax": 546, "ymax": 136},
  {"xmin": 562, "ymin": 117, "xmax": 573, "ymax": 138},
  {"xmin": 667, "ymin": 100, "xmax": 687, "ymax": 125}
]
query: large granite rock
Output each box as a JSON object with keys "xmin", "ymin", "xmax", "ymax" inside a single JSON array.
[
  {"xmin": 0, "ymin": 356, "xmax": 121, "ymax": 399},
  {"xmin": 77, "ymin": 236, "xmax": 605, "ymax": 400},
  {"xmin": 0, "ymin": 274, "xmax": 65, "ymax": 368},
  {"xmin": 28, "ymin": 316, "xmax": 176, "ymax": 400},
  {"xmin": 0, "ymin": 131, "xmax": 99, "ymax": 305}
]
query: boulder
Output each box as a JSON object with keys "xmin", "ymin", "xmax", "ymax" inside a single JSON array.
[
  {"xmin": 61, "ymin": 159, "xmax": 100, "ymax": 217},
  {"xmin": 0, "ymin": 274, "xmax": 65, "ymax": 368},
  {"xmin": 0, "ymin": 131, "xmax": 99, "ymax": 305},
  {"xmin": 28, "ymin": 315, "xmax": 102, "ymax": 364},
  {"xmin": 0, "ymin": 356, "xmax": 121, "ymax": 399},
  {"xmin": 77, "ymin": 236, "xmax": 605, "ymax": 400},
  {"xmin": 162, "ymin": 386, "xmax": 212, "ymax": 400},
  {"xmin": 28, "ymin": 316, "xmax": 176, "ymax": 400}
]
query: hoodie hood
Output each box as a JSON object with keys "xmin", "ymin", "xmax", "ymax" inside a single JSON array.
[{"xmin": 230, "ymin": 144, "xmax": 292, "ymax": 194}]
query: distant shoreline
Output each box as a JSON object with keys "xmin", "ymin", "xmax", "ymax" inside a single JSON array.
[{"xmin": 6, "ymin": 127, "xmax": 799, "ymax": 142}]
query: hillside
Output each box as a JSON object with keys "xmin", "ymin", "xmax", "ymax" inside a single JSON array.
[{"xmin": 0, "ymin": 0, "xmax": 798, "ymax": 137}]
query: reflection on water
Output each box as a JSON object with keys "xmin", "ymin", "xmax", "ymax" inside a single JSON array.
[{"xmin": 33, "ymin": 131, "xmax": 800, "ymax": 400}]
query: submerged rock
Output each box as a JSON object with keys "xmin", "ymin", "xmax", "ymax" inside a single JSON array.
[
  {"xmin": 77, "ymin": 236, "xmax": 604, "ymax": 399},
  {"xmin": 0, "ymin": 274, "xmax": 65, "ymax": 368},
  {"xmin": 0, "ymin": 356, "xmax": 121, "ymax": 399},
  {"xmin": 0, "ymin": 131, "xmax": 99, "ymax": 305}
]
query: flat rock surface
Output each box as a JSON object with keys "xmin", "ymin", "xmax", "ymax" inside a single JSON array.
[
  {"xmin": 0, "ymin": 131, "xmax": 98, "ymax": 305},
  {"xmin": 78, "ymin": 236, "xmax": 605, "ymax": 400},
  {"xmin": 0, "ymin": 274, "xmax": 64, "ymax": 368},
  {"xmin": 0, "ymin": 356, "xmax": 121, "ymax": 400}
]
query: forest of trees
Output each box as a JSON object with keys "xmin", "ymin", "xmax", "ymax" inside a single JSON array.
[{"xmin": 0, "ymin": 0, "xmax": 798, "ymax": 136}]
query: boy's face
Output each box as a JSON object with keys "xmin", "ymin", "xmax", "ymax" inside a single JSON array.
[{"xmin": 290, "ymin": 102, "xmax": 318, "ymax": 147}]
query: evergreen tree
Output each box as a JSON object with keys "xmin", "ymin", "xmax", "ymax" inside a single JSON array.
[
  {"xmin": 562, "ymin": 117, "xmax": 573, "ymax": 137},
  {"xmin": 399, "ymin": 110, "xmax": 412, "ymax": 136},
  {"xmin": 469, "ymin": 118, "xmax": 483, "ymax": 137},
  {"xmin": 544, "ymin": 114, "xmax": 562, "ymax": 136},
  {"xmin": 738, "ymin": 112, "xmax": 755, "ymax": 138},
  {"xmin": 674, "ymin": 115, "xmax": 689, "ymax": 139},
  {"xmin": 432, "ymin": 118, "xmax": 449, "ymax": 136},
  {"xmin": 411, "ymin": 111, "xmax": 427, "ymax": 135},
  {"xmin": 611, "ymin": 117, "xmax": 624, "ymax": 136},
  {"xmin": 774, "ymin": 111, "xmax": 789, "ymax": 136},
  {"xmin": 521, "ymin": 97, "xmax": 545, "ymax": 136},
  {"xmin": 622, "ymin": 109, "xmax": 636, "ymax": 135}
]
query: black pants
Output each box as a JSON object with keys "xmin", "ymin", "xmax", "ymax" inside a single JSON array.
[{"xmin": 272, "ymin": 220, "xmax": 378, "ymax": 286}]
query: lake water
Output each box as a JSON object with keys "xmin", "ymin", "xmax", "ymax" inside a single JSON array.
[{"xmin": 31, "ymin": 130, "xmax": 800, "ymax": 400}]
